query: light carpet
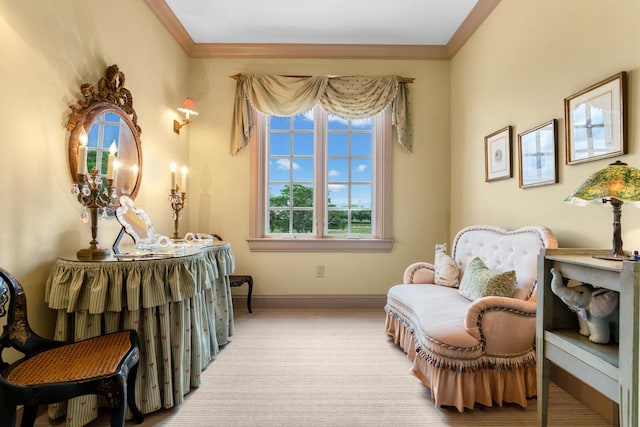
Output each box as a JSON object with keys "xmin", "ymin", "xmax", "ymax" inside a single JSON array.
[{"xmin": 35, "ymin": 308, "xmax": 610, "ymax": 426}]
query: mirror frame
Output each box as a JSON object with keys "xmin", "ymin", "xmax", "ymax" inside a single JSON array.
[{"xmin": 66, "ymin": 64, "xmax": 143, "ymax": 201}]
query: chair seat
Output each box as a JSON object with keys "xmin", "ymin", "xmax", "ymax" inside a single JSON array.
[{"xmin": 6, "ymin": 332, "xmax": 133, "ymax": 386}]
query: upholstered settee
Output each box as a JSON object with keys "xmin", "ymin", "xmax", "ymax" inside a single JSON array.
[{"xmin": 385, "ymin": 225, "xmax": 558, "ymax": 412}]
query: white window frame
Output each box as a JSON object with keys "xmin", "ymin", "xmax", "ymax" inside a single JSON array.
[{"xmin": 248, "ymin": 107, "xmax": 393, "ymax": 252}]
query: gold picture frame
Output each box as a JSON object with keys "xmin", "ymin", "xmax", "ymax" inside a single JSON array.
[
  {"xmin": 564, "ymin": 71, "xmax": 626, "ymax": 165},
  {"xmin": 518, "ymin": 120, "xmax": 558, "ymax": 188},
  {"xmin": 484, "ymin": 126, "xmax": 512, "ymax": 182}
]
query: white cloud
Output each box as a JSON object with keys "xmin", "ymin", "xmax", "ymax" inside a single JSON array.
[
  {"xmin": 328, "ymin": 184, "xmax": 346, "ymax": 192},
  {"xmin": 328, "ymin": 169, "xmax": 340, "ymax": 177},
  {"xmin": 276, "ymin": 159, "xmax": 299, "ymax": 170},
  {"xmin": 355, "ymin": 164, "xmax": 367, "ymax": 172}
]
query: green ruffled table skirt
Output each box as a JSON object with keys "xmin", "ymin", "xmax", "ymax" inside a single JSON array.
[{"xmin": 44, "ymin": 243, "xmax": 235, "ymax": 427}]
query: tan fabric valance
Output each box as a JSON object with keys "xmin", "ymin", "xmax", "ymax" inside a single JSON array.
[{"xmin": 230, "ymin": 73, "xmax": 412, "ymax": 155}]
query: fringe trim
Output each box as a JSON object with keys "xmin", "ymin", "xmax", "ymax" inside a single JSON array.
[{"xmin": 385, "ymin": 308, "xmax": 536, "ymax": 374}]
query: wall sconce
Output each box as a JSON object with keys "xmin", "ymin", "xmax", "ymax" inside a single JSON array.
[{"xmin": 173, "ymin": 97, "xmax": 199, "ymax": 134}]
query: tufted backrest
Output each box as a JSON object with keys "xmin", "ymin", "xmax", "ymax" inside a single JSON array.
[{"xmin": 451, "ymin": 225, "xmax": 558, "ymax": 301}]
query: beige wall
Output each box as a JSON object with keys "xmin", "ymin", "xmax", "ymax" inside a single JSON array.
[
  {"xmin": 0, "ymin": 1, "xmax": 189, "ymax": 335},
  {"xmin": 451, "ymin": 0, "xmax": 640, "ymax": 250},
  {"xmin": 187, "ymin": 58, "xmax": 451, "ymax": 297}
]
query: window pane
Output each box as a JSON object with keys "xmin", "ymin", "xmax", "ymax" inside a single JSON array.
[
  {"xmin": 293, "ymin": 133, "xmax": 313, "ymax": 155},
  {"xmin": 269, "ymin": 133, "xmax": 290, "ymax": 155},
  {"xmin": 269, "ymin": 159, "xmax": 291, "ymax": 181},
  {"xmin": 291, "ymin": 184, "xmax": 313, "ymax": 208},
  {"xmin": 104, "ymin": 112, "xmax": 121, "ymax": 123},
  {"xmin": 292, "ymin": 158, "xmax": 314, "ymax": 182},
  {"xmin": 351, "ymin": 184, "xmax": 372, "ymax": 208},
  {"xmin": 328, "ymin": 133, "xmax": 348, "ymax": 156},
  {"xmin": 292, "ymin": 210, "xmax": 313, "ymax": 233},
  {"xmin": 100, "ymin": 151, "xmax": 110, "ymax": 174},
  {"xmin": 352, "ymin": 133, "xmax": 372, "ymax": 156},
  {"xmin": 269, "ymin": 210, "xmax": 290, "ymax": 233},
  {"xmin": 327, "ymin": 159, "xmax": 348, "ymax": 182},
  {"xmin": 327, "ymin": 210, "xmax": 348, "ymax": 234},
  {"xmin": 294, "ymin": 113, "xmax": 314, "ymax": 130},
  {"xmin": 269, "ymin": 184, "xmax": 290, "ymax": 207},
  {"xmin": 327, "ymin": 184, "xmax": 348, "ymax": 208},
  {"xmin": 352, "ymin": 160, "xmax": 372, "ymax": 181},
  {"xmin": 351, "ymin": 210, "xmax": 372, "ymax": 234},
  {"xmin": 87, "ymin": 151, "xmax": 97, "ymax": 172},
  {"xmin": 328, "ymin": 115, "xmax": 349, "ymax": 130},
  {"xmin": 87, "ymin": 125, "xmax": 99, "ymax": 148},
  {"xmin": 270, "ymin": 116, "xmax": 290, "ymax": 130},
  {"xmin": 351, "ymin": 117, "xmax": 373, "ymax": 130},
  {"xmin": 103, "ymin": 125, "xmax": 120, "ymax": 148}
]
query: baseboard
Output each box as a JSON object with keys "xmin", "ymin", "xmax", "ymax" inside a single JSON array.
[
  {"xmin": 231, "ymin": 294, "xmax": 387, "ymax": 310},
  {"xmin": 550, "ymin": 363, "xmax": 615, "ymax": 423}
]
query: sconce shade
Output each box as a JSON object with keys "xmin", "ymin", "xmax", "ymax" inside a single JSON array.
[
  {"xmin": 177, "ymin": 97, "xmax": 199, "ymax": 117},
  {"xmin": 564, "ymin": 160, "xmax": 640, "ymax": 207},
  {"xmin": 565, "ymin": 160, "xmax": 640, "ymax": 260}
]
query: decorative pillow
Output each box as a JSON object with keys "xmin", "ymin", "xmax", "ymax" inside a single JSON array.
[
  {"xmin": 458, "ymin": 257, "xmax": 516, "ymax": 301},
  {"xmin": 434, "ymin": 243, "xmax": 459, "ymax": 288}
]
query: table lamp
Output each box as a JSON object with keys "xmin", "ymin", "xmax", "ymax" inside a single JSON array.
[{"xmin": 565, "ymin": 160, "xmax": 640, "ymax": 260}]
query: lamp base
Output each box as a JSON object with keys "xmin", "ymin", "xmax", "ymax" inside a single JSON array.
[
  {"xmin": 77, "ymin": 246, "xmax": 110, "ymax": 260},
  {"xmin": 592, "ymin": 254, "xmax": 633, "ymax": 262}
]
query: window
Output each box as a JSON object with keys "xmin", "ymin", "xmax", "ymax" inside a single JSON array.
[
  {"xmin": 86, "ymin": 112, "xmax": 121, "ymax": 176},
  {"xmin": 248, "ymin": 106, "xmax": 393, "ymax": 252}
]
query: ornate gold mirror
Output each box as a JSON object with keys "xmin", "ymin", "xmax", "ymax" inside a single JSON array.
[{"xmin": 66, "ymin": 64, "xmax": 143, "ymax": 201}]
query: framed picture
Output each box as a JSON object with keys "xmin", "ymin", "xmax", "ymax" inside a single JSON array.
[
  {"xmin": 518, "ymin": 119, "xmax": 558, "ymax": 188},
  {"xmin": 484, "ymin": 126, "xmax": 512, "ymax": 182},
  {"xmin": 564, "ymin": 71, "xmax": 627, "ymax": 165}
]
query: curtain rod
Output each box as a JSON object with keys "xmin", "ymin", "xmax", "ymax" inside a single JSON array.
[{"xmin": 229, "ymin": 73, "xmax": 414, "ymax": 83}]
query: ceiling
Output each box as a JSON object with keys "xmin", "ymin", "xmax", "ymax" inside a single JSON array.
[{"xmin": 143, "ymin": 0, "xmax": 500, "ymax": 59}]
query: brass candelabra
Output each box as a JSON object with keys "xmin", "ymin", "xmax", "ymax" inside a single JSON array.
[
  {"xmin": 169, "ymin": 188, "xmax": 186, "ymax": 239},
  {"xmin": 71, "ymin": 168, "xmax": 117, "ymax": 260}
]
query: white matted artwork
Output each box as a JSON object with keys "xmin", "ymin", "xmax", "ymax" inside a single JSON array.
[
  {"xmin": 484, "ymin": 126, "xmax": 512, "ymax": 182},
  {"xmin": 565, "ymin": 71, "xmax": 626, "ymax": 165},
  {"xmin": 518, "ymin": 119, "xmax": 558, "ymax": 188}
]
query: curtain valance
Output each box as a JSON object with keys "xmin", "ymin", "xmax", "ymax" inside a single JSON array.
[{"xmin": 230, "ymin": 74, "xmax": 412, "ymax": 155}]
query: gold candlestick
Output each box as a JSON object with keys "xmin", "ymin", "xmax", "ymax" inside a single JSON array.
[
  {"xmin": 169, "ymin": 188, "xmax": 186, "ymax": 239},
  {"xmin": 72, "ymin": 168, "xmax": 117, "ymax": 260}
]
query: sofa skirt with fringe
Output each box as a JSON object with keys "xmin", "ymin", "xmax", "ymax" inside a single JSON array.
[{"xmin": 384, "ymin": 313, "xmax": 536, "ymax": 412}]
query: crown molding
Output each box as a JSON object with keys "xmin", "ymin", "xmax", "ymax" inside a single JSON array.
[{"xmin": 143, "ymin": 0, "xmax": 499, "ymax": 60}]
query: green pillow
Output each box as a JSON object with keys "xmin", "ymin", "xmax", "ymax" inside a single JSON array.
[{"xmin": 458, "ymin": 257, "xmax": 516, "ymax": 301}]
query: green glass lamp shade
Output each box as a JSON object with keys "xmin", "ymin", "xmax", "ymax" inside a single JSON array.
[
  {"xmin": 565, "ymin": 160, "xmax": 640, "ymax": 207},
  {"xmin": 565, "ymin": 160, "xmax": 640, "ymax": 260}
]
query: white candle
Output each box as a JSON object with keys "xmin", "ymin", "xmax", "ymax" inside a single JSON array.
[
  {"xmin": 170, "ymin": 162, "xmax": 177, "ymax": 191},
  {"xmin": 77, "ymin": 128, "xmax": 88, "ymax": 175},
  {"xmin": 106, "ymin": 141, "xmax": 117, "ymax": 179},
  {"xmin": 113, "ymin": 160, "xmax": 120, "ymax": 188},
  {"xmin": 181, "ymin": 167, "xmax": 188, "ymax": 193}
]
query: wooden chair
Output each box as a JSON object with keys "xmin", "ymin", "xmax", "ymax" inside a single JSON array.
[
  {"xmin": 212, "ymin": 234, "xmax": 253, "ymax": 313},
  {"xmin": 0, "ymin": 268, "xmax": 143, "ymax": 427}
]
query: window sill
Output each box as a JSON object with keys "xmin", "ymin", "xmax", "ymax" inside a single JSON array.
[{"xmin": 247, "ymin": 238, "xmax": 394, "ymax": 252}]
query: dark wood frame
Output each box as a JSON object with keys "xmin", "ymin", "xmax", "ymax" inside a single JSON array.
[
  {"xmin": 518, "ymin": 119, "xmax": 558, "ymax": 188},
  {"xmin": 484, "ymin": 126, "xmax": 512, "ymax": 182},
  {"xmin": 564, "ymin": 71, "xmax": 627, "ymax": 165}
]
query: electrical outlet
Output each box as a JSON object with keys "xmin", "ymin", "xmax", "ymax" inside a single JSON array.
[{"xmin": 315, "ymin": 265, "xmax": 324, "ymax": 278}]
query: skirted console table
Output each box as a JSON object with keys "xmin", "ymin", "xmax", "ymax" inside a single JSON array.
[{"xmin": 44, "ymin": 242, "xmax": 235, "ymax": 427}]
